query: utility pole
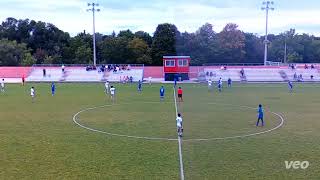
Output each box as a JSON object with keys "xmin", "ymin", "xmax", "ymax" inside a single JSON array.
[
  {"xmin": 87, "ymin": 3, "xmax": 100, "ymax": 66},
  {"xmin": 261, "ymin": 1, "xmax": 274, "ymax": 66},
  {"xmin": 284, "ymin": 37, "xmax": 287, "ymax": 64}
]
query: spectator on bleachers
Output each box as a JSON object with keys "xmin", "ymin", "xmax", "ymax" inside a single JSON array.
[
  {"xmin": 240, "ymin": 68, "xmax": 245, "ymax": 77},
  {"xmin": 206, "ymin": 72, "xmax": 209, "ymax": 76},
  {"xmin": 43, "ymin": 69, "xmax": 46, "ymax": 77},
  {"xmin": 127, "ymin": 65, "xmax": 131, "ymax": 70},
  {"xmin": 311, "ymin": 75, "xmax": 314, "ymax": 80},
  {"xmin": 311, "ymin": 64, "xmax": 315, "ymax": 69},
  {"xmin": 305, "ymin": 64, "xmax": 308, "ymax": 69},
  {"xmin": 291, "ymin": 64, "xmax": 295, "ymax": 70},
  {"xmin": 293, "ymin": 73, "xmax": 297, "ymax": 80},
  {"xmin": 129, "ymin": 76, "xmax": 133, "ymax": 83},
  {"xmin": 210, "ymin": 72, "xmax": 213, "ymax": 77},
  {"xmin": 298, "ymin": 74, "xmax": 303, "ymax": 82},
  {"xmin": 62, "ymin": 64, "xmax": 65, "ymax": 73}
]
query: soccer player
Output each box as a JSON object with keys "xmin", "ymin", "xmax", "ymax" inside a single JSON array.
[
  {"xmin": 176, "ymin": 113, "xmax": 183, "ymax": 137},
  {"xmin": 110, "ymin": 85, "xmax": 116, "ymax": 103},
  {"xmin": 208, "ymin": 79, "xmax": 213, "ymax": 92},
  {"xmin": 218, "ymin": 78, "xmax": 222, "ymax": 92},
  {"xmin": 256, "ymin": 104, "xmax": 264, "ymax": 127},
  {"xmin": 138, "ymin": 80, "xmax": 142, "ymax": 93},
  {"xmin": 288, "ymin": 81, "xmax": 293, "ymax": 93},
  {"xmin": 227, "ymin": 78, "xmax": 232, "ymax": 88},
  {"xmin": 160, "ymin": 86, "xmax": 165, "ymax": 101},
  {"xmin": 22, "ymin": 75, "xmax": 25, "ymax": 86},
  {"xmin": 148, "ymin": 77, "xmax": 152, "ymax": 85},
  {"xmin": 105, "ymin": 81, "xmax": 109, "ymax": 94},
  {"xmin": 31, "ymin": 87, "xmax": 35, "ymax": 103},
  {"xmin": 1, "ymin": 79, "xmax": 5, "ymax": 93},
  {"xmin": 51, "ymin": 82, "xmax": 55, "ymax": 96},
  {"xmin": 177, "ymin": 87, "xmax": 183, "ymax": 102}
]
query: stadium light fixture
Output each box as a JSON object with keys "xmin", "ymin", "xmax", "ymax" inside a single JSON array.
[
  {"xmin": 87, "ymin": 2, "xmax": 100, "ymax": 67},
  {"xmin": 261, "ymin": 1, "xmax": 274, "ymax": 66}
]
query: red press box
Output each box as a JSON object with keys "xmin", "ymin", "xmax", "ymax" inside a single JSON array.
[{"xmin": 163, "ymin": 56, "xmax": 190, "ymax": 81}]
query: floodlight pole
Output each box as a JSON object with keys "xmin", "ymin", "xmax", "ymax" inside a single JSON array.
[
  {"xmin": 261, "ymin": 1, "xmax": 274, "ymax": 66},
  {"xmin": 87, "ymin": 3, "xmax": 100, "ymax": 67}
]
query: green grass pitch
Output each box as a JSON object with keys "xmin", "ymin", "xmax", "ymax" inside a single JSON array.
[{"xmin": 1, "ymin": 82, "xmax": 320, "ymax": 179}]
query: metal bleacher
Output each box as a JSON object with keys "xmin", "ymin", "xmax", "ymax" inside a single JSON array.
[
  {"xmin": 203, "ymin": 68, "xmax": 241, "ymax": 82},
  {"xmin": 26, "ymin": 65, "xmax": 144, "ymax": 82}
]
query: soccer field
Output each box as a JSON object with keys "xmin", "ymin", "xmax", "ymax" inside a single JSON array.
[{"xmin": 1, "ymin": 82, "xmax": 320, "ymax": 179}]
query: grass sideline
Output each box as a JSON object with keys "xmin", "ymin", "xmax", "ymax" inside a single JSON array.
[{"xmin": 1, "ymin": 82, "xmax": 320, "ymax": 179}]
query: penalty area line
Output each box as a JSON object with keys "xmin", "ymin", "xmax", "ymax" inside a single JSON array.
[{"xmin": 173, "ymin": 87, "xmax": 185, "ymax": 180}]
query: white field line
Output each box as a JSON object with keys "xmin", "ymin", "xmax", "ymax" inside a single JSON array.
[
  {"xmin": 173, "ymin": 87, "xmax": 185, "ymax": 180},
  {"xmin": 72, "ymin": 102, "xmax": 284, "ymax": 142},
  {"xmin": 72, "ymin": 104, "xmax": 177, "ymax": 141}
]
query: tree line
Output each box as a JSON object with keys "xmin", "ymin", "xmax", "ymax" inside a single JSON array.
[{"xmin": 1, "ymin": 17, "xmax": 320, "ymax": 66}]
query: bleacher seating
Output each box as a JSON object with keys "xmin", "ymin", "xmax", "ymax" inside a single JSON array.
[
  {"xmin": 104, "ymin": 69, "xmax": 143, "ymax": 82},
  {"xmin": 3, "ymin": 65, "xmax": 320, "ymax": 83},
  {"xmin": 26, "ymin": 67, "xmax": 64, "ymax": 82},
  {"xmin": 26, "ymin": 66, "xmax": 144, "ymax": 82},
  {"xmin": 203, "ymin": 68, "xmax": 242, "ymax": 82},
  {"xmin": 65, "ymin": 67, "xmax": 103, "ymax": 82},
  {"xmin": 244, "ymin": 68, "xmax": 283, "ymax": 82},
  {"xmin": 283, "ymin": 68, "xmax": 320, "ymax": 81}
]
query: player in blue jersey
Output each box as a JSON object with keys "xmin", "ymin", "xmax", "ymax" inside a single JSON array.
[
  {"xmin": 160, "ymin": 86, "xmax": 165, "ymax": 101},
  {"xmin": 227, "ymin": 78, "xmax": 232, "ymax": 88},
  {"xmin": 288, "ymin": 81, "xmax": 293, "ymax": 93},
  {"xmin": 51, "ymin": 82, "xmax": 55, "ymax": 96},
  {"xmin": 256, "ymin": 104, "xmax": 264, "ymax": 127},
  {"xmin": 138, "ymin": 80, "xmax": 142, "ymax": 93}
]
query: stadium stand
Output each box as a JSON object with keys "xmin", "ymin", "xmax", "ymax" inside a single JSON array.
[
  {"xmin": 64, "ymin": 67, "xmax": 103, "ymax": 82},
  {"xmin": 283, "ymin": 68, "xmax": 320, "ymax": 82},
  {"xmin": 0, "ymin": 67, "xmax": 31, "ymax": 78},
  {"xmin": 244, "ymin": 68, "xmax": 283, "ymax": 82},
  {"xmin": 26, "ymin": 65, "xmax": 144, "ymax": 82},
  {"xmin": 26, "ymin": 67, "xmax": 64, "ymax": 82},
  {"xmin": 103, "ymin": 68, "xmax": 143, "ymax": 82},
  {"xmin": 2, "ymin": 64, "xmax": 320, "ymax": 83},
  {"xmin": 203, "ymin": 67, "xmax": 242, "ymax": 82}
]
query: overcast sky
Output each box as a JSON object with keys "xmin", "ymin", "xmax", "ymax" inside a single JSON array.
[{"xmin": 0, "ymin": 0, "xmax": 320, "ymax": 36}]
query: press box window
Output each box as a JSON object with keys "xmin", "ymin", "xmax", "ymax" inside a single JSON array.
[
  {"xmin": 178, "ymin": 59, "xmax": 188, "ymax": 67},
  {"xmin": 165, "ymin": 60, "xmax": 175, "ymax": 67}
]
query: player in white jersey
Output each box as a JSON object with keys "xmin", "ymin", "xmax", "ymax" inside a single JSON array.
[
  {"xmin": 176, "ymin": 113, "xmax": 183, "ymax": 137},
  {"xmin": 218, "ymin": 78, "xmax": 223, "ymax": 92},
  {"xmin": 30, "ymin": 87, "xmax": 35, "ymax": 103},
  {"xmin": 1, "ymin": 79, "xmax": 5, "ymax": 93},
  {"xmin": 110, "ymin": 86, "xmax": 116, "ymax": 103},
  {"xmin": 208, "ymin": 79, "xmax": 213, "ymax": 92},
  {"xmin": 105, "ymin": 81, "xmax": 109, "ymax": 94},
  {"xmin": 148, "ymin": 77, "xmax": 152, "ymax": 85}
]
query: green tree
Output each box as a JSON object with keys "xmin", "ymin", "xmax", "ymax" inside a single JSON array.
[
  {"xmin": 151, "ymin": 23, "xmax": 179, "ymax": 65},
  {"xmin": 128, "ymin": 38, "xmax": 152, "ymax": 64},
  {"xmin": 134, "ymin": 31, "xmax": 153, "ymax": 46},
  {"xmin": 217, "ymin": 23, "xmax": 246, "ymax": 62},
  {"xmin": 0, "ymin": 39, "xmax": 31, "ymax": 66},
  {"xmin": 21, "ymin": 53, "xmax": 36, "ymax": 66}
]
